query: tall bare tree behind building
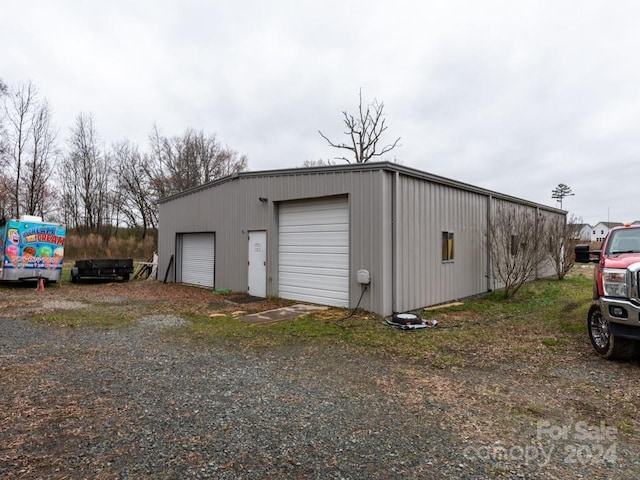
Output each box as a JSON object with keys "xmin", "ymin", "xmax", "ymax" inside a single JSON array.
[
  {"xmin": 147, "ymin": 126, "xmax": 248, "ymax": 199},
  {"xmin": 319, "ymin": 90, "xmax": 401, "ymax": 164}
]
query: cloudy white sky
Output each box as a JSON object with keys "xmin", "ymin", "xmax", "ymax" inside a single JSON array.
[{"xmin": 3, "ymin": 0, "xmax": 639, "ymax": 225}]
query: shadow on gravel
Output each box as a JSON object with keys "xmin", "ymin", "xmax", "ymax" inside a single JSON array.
[{"xmin": 0, "ymin": 280, "xmax": 41, "ymax": 290}]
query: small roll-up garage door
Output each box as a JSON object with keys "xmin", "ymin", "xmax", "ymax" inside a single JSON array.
[
  {"xmin": 180, "ymin": 233, "xmax": 215, "ymax": 288},
  {"xmin": 278, "ymin": 197, "xmax": 349, "ymax": 307}
]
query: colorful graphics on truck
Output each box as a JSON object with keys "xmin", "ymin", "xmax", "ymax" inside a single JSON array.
[{"xmin": 0, "ymin": 218, "xmax": 66, "ymax": 281}]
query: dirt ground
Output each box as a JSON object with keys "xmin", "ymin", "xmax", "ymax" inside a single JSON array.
[{"xmin": 1, "ymin": 279, "xmax": 640, "ymax": 479}]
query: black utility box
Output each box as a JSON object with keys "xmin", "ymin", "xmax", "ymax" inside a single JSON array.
[{"xmin": 574, "ymin": 245, "xmax": 601, "ymax": 264}]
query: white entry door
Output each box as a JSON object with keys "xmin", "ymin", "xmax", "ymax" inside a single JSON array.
[{"xmin": 248, "ymin": 231, "xmax": 267, "ymax": 297}]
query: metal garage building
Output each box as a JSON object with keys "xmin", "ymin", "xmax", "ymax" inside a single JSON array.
[{"xmin": 157, "ymin": 162, "xmax": 565, "ymax": 316}]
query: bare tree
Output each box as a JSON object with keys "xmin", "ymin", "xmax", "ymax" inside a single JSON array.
[
  {"xmin": 487, "ymin": 204, "xmax": 548, "ymax": 298},
  {"xmin": 0, "ymin": 173, "xmax": 11, "ymax": 217},
  {"xmin": 0, "ymin": 78, "xmax": 8, "ymax": 163},
  {"xmin": 22, "ymin": 100, "xmax": 58, "ymax": 216},
  {"xmin": 60, "ymin": 113, "xmax": 111, "ymax": 234},
  {"xmin": 147, "ymin": 126, "xmax": 248, "ymax": 198},
  {"xmin": 112, "ymin": 140, "xmax": 157, "ymax": 238},
  {"xmin": 301, "ymin": 159, "xmax": 334, "ymax": 167},
  {"xmin": 1, "ymin": 81, "xmax": 58, "ymax": 219},
  {"xmin": 4, "ymin": 81, "xmax": 37, "ymax": 218},
  {"xmin": 318, "ymin": 90, "xmax": 401, "ymax": 164},
  {"xmin": 0, "ymin": 79, "xmax": 8, "ymax": 216},
  {"xmin": 547, "ymin": 213, "xmax": 582, "ymax": 280}
]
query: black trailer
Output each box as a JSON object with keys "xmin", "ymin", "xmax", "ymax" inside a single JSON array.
[{"xmin": 71, "ymin": 259, "xmax": 134, "ymax": 283}]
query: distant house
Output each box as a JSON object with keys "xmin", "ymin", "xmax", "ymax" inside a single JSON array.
[
  {"xmin": 577, "ymin": 224, "xmax": 592, "ymax": 241},
  {"xmin": 591, "ymin": 222, "xmax": 624, "ymax": 242}
]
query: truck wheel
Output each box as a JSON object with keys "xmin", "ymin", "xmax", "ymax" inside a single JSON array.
[{"xmin": 587, "ymin": 304, "xmax": 635, "ymax": 360}]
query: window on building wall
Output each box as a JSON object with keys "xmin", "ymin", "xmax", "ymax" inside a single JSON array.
[
  {"xmin": 593, "ymin": 230, "xmax": 596, "ymax": 235},
  {"xmin": 601, "ymin": 230, "xmax": 604, "ymax": 235},
  {"xmin": 442, "ymin": 231, "xmax": 454, "ymax": 261},
  {"xmin": 510, "ymin": 235, "xmax": 518, "ymax": 256}
]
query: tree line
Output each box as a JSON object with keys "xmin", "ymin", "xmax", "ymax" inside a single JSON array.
[
  {"xmin": 2, "ymin": 79, "xmax": 579, "ymax": 289},
  {"xmin": 0, "ymin": 79, "xmax": 248, "ymax": 240}
]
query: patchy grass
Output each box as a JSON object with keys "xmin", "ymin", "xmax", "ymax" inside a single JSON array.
[
  {"xmin": 0, "ymin": 266, "xmax": 595, "ymax": 365},
  {"xmin": 30, "ymin": 309, "xmax": 137, "ymax": 328},
  {"xmin": 4, "ymin": 265, "xmax": 640, "ymax": 454},
  {"xmin": 169, "ymin": 272, "xmax": 595, "ymax": 369}
]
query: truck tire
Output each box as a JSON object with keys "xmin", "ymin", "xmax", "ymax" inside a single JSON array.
[{"xmin": 587, "ymin": 304, "xmax": 636, "ymax": 360}]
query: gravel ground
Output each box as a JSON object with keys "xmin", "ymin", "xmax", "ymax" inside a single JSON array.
[{"xmin": 1, "ymin": 285, "xmax": 639, "ymax": 479}]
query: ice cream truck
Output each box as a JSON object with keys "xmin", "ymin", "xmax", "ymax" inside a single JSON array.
[{"xmin": 0, "ymin": 215, "xmax": 66, "ymax": 282}]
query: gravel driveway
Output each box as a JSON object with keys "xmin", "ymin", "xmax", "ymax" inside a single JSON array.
[{"xmin": 1, "ymin": 286, "xmax": 639, "ymax": 479}]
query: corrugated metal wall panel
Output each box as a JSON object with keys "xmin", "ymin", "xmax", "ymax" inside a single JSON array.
[
  {"xmin": 158, "ymin": 170, "xmax": 388, "ymax": 313},
  {"xmin": 158, "ymin": 165, "xmax": 566, "ymax": 316},
  {"xmin": 394, "ymin": 175, "xmax": 489, "ymax": 312}
]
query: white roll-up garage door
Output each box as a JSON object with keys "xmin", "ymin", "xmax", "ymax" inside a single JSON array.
[
  {"xmin": 278, "ymin": 197, "xmax": 349, "ymax": 307},
  {"xmin": 180, "ymin": 233, "xmax": 215, "ymax": 288}
]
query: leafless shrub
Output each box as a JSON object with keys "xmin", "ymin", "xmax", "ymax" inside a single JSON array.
[
  {"xmin": 487, "ymin": 204, "xmax": 548, "ymax": 298},
  {"xmin": 547, "ymin": 213, "xmax": 582, "ymax": 280}
]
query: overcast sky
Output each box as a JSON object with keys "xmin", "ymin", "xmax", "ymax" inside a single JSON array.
[{"xmin": 3, "ymin": 0, "xmax": 639, "ymax": 225}]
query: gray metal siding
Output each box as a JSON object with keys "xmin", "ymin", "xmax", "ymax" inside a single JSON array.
[
  {"xmin": 345, "ymin": 171, "xmax": 391, "ymax": 315},
  {"xmin": 158, "ymin": 169, "xmax": 388, "ymax": 314},
  {"xmin": 159, "ymin": 179, "xmax": 266, "ymax": 293},
  {"xmin": 394, "ymin": 174, "xmax": 489, "ymax": 312},
  {"xmin": 158, "ymin": 163, "xmax": 566, "ymax": 316}
]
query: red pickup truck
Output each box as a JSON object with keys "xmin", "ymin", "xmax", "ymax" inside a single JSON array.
[{"xmin": 577, "ymin": 224, "xmax": 640, "ymax": 359}]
